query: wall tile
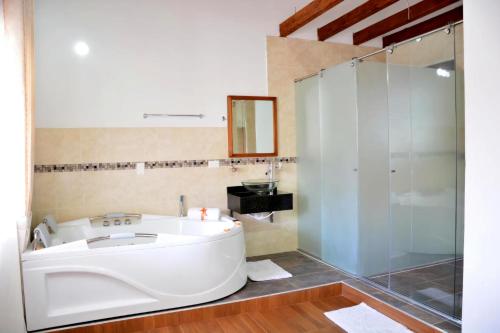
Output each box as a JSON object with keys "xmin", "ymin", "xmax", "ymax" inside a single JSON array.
[{"xmin": 32, "ymin": 38, "xmax": 375, "ymax": 256}]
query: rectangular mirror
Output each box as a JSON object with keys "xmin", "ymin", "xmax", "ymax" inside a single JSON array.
[{"xmin": 227, "ymin": 96, "xmax": 278, "ymax": 157}]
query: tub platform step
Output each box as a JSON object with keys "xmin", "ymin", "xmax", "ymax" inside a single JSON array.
[{"xmin": 55, "ymin": 283, "xmax": 442, "ymax": 333}]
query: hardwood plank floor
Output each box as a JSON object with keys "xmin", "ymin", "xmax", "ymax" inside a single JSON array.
[
  {"xmin": 56, "ymin": 283, "xmax": 441, "ymax": 333},
  {"xmin": 140, "ymin": 296, "xmax": 353, "ymax": 333}
]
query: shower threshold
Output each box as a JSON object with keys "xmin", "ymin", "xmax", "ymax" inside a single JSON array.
[{"xmin": 298, "ymin": 249, "xmax": 462, "ymax": 328}]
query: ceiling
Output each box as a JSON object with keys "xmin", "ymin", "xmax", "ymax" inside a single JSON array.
[{"xmin": 282, "ymin": 0, "xmax": 463, "ymax": 47}]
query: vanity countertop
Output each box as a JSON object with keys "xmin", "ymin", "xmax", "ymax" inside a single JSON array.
[{"xmin": 227, "ymin": 186, "xmax": 293, "ymax": 215}]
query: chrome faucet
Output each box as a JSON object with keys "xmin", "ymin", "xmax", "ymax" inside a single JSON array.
[
  {"xmin": 265, "ymin": 160, "xmax": 275, "ymax": 181},
  {"xmin": 32, "ymin": 228, "xmax": 43, "ymax": 251},
  {"xmin": 178, "ymin": 195, "xmax": 185, "ymax": 217}
]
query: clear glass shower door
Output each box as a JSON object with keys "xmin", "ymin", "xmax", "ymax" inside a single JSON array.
[
  {"xmin": 453, "ymin": 23, "xmax": 465, "ymax": 319},
  {"xmin": 386, "ymin": 26, "xmax": 460, "ymax": 318}
]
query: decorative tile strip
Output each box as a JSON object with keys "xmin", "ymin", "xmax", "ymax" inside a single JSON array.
[{"xmin": 34, "ymin": 157, "xmax": 296, "ymax": 173}]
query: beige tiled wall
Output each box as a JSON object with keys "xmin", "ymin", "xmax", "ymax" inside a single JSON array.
[
  {"xmin": 35, "ymin": 128, "xmax": 228, "ymax": 164},
  {"xmin": 32, "ymin": 38, "xmax": 375, "ymax": 256}
]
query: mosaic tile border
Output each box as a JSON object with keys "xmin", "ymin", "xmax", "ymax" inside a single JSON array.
[{"xmin": 34, "ymin": 157, "xmax": 296, "ymax": 173}]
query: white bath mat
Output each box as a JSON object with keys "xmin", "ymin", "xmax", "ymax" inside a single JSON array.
[
  {"xmin": 324, "ymin": 302, "xmax": 413, "ymax": 333},
  {"xmin": 247, "ymin": 259, "xmax": 292, "ymax": 281},
  {"xmin": 416, "ymin": 287, "xmax": 453, "ymax": 307}
]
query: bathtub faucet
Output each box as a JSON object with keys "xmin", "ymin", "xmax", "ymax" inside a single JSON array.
[{"xmin": 178, "ymin": 195, "xmax": 185, "ymax": 217}]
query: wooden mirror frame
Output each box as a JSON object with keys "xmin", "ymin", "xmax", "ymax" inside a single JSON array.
[{"xmin": 227, "ymin": 95, "xmax": 278, "ymax": 158}]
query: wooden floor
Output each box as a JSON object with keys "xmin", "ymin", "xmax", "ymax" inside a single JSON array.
[
  {"xmin": 57, "ymin": 283, "xmax": 441, "ymax": 333},
  {"xmin": 136, "ymin": 295, "xmax": 355, "ymax": 333}
]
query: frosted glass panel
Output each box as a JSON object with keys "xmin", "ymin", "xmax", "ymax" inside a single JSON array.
[
  {"xmin": 296, "ymin": 76, "xmax": 322, "ymax": 257},
  {"xmin": 320, "ymin": 63, "xmax": 358, "ymax": 274},
  {"xmin": 387, "ymin": 63, "xmax": 413, "ymax": 269},
  {"xmin": 295, "ymin": 23, "xmax": 463, "ymax": 320},
  {"xmin": 387, "ymin": 27, "xmax": 458, "ymax": 317},
  {"xmin": 454, "ymin": 24, "xmax": 464, "ymax": 258},
  {"xmin": 388, "ymin": 30, "xmax": 456, "ymax": 269},
  {"xmin": 356, "ymin": 58, "xmax": 390, "ymax": 279}
]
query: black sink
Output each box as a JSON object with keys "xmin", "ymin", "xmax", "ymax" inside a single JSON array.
[{"xmin": 227, "ymin": 186, "xmax": 293, "ymax": 215}]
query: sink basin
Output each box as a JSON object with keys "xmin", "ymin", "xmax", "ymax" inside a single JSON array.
[{"xmin": 241, "ymin": 179, "xmax": 279, "ymax": 195}]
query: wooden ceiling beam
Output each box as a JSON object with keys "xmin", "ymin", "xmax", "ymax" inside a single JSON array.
[
  {"xmin": 353, "ymin": 0, "xmax": 459, "ymax": 45},
  {"xmin": 382, "ymin": 6, "xmax": 462, "ymax": 47},
  {"xmin": 279, "ymin": 0, "xmax": 344, "ymax": 37},
  {"xmin": 317, "ymin": 0, "xmax": 398, "ymax": 42}
]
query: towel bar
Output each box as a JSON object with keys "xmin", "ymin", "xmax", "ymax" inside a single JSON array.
[{"xmin": 143, "ymin": 113, "xmax": 204, "ymax": 119}]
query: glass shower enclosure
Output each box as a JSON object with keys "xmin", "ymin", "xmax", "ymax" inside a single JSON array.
[{"xmin": 296, "ymin": 23, "xmax": 464, "ymax": 320}]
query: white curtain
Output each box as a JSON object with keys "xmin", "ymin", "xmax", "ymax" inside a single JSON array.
[{"xmin": 0, "ymin": 0, "xmax": 31, "ymax": 331}]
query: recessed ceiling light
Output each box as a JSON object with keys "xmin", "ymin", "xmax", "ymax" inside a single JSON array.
[
  {"xmin": 73, "ymin": 41, "xmax": 89, "ymax": 57},
  {"xmin": 416, "ymin": 37, "xmax": 422, "ymax": 43}
]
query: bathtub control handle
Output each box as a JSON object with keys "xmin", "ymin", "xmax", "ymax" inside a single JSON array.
[{"xmin": 90, "ymin": 213, "xmax": 142, "ymax": 222}]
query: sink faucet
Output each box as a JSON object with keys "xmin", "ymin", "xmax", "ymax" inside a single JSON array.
[{"xmin": 265, "ymin": 160, "xmax": 275, "ymax": 181}]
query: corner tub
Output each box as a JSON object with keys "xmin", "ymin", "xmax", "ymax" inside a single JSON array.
[{"xmin": 22, "ymin": 215, "xmax": 247, "ymax": 331}]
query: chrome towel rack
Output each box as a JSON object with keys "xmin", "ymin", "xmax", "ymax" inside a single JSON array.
[{"xmin": 143, "ymin": 113, "xmax": 204, "ymax": 119}]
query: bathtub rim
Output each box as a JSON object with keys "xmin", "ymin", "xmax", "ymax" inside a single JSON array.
[{"xmin": 22, "ymin": 215, "xmax": 243, "ymax": 262}]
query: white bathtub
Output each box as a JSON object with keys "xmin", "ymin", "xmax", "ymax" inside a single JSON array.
[{"xmin": 22, "ymin": 215, "xmax": 247, "ymax": 331}]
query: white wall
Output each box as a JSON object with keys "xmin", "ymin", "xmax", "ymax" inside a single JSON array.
[
  {"xmin": 34, "ymin": 0, "xmax": 311, "ymax": 128},
  {"xmin": 462, "ymin": 1, "xmax": 500, "ymax": 331},
  {"xmin": 0, "ymin": 0, "xmax": 29, "ymax": 331},
  {"xmin": 35, "ymin": 0, "xmax": 462, "ymax": 128}
]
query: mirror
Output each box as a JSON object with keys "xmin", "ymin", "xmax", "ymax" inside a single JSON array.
[{"xmin": 227, "ymin": 96, "xmax": 278, "ymax": 157}]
